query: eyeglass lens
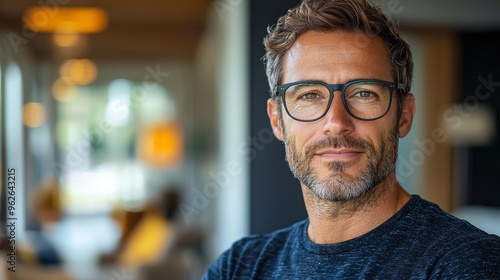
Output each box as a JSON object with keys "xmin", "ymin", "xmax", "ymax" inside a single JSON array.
[{"xmin": 283, "ymin": 81, "xmax": 391, "ymax": 121}]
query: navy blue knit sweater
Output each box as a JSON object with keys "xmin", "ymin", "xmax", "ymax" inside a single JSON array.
[{"xmin": 204, "ymin": 196, "xmax": 500, "ymax": 279}]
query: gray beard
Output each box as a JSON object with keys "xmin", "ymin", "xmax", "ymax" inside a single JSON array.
[{"xmin": 283, "ymin": 123, "xmax": 399, "ymax": 202}]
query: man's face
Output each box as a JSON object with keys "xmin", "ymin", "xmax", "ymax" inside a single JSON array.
[{"xmin": 267, "ymin": 31, "xmax": 415, "ymax": 201}]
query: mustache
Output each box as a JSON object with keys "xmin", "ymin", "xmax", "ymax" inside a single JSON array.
[{"xmin": 304, "ymin": 135, "xmax": 373, "ymax": 158}]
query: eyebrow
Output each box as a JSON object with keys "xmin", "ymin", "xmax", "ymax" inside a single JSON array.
[
  {"xmin": 286, "ymin": 83, "xmax": 321, "ymax": 94},
  {"xmin": 290, "ymin": 77, "xmax": 382, "ymax": 84}
]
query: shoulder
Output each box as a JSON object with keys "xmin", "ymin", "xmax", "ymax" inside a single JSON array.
[
  {"xmin": 202, "ymin": 219, "xmax": 307, "ymax": 280},
  {"xmin": 409, "ymin": 197, "xmax": 500, "ymax": 278},
  {"xmin": 217, "ymin": 219, "xmax": 306, "ymax": 262},
  {"xmin": 408, "ymin": 196, "xmax": 499, "ymax": 245},
  {"xmin": 406, "ymin": 196, "xmax": 493, "ymax": 235},
  {"xmin": 233, "ymin": 219, "xmax": 305, "ymax": 252},
  {"xmin": 429, "ymin": 233, "xmax": 500, "ymax": 279}
]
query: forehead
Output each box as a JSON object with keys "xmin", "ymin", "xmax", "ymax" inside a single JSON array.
[{"xmin": 282, "ymin": 31, "xmax": 393, "ymax": 84}]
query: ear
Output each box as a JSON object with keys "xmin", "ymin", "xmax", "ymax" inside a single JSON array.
[
  {"xmin": 398, "ymin": 93, "xmax": 416, "ymax": 138},
  {"xmin": 267, "ymin": 98, "xmax": 284, "ymax": 141}
]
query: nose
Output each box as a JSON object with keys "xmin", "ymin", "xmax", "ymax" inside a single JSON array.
[{"xmin": 321, "ymin": 91, "xmax": 354, "ymax": 136}]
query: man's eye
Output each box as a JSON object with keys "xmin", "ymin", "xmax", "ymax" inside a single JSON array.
[
  {"xmin": 355, "ymin": 91, "xmax": 375, "ymax": 98},
  {"xmin": 300, "ymin": 92, "xmax": 321, "ymax": 99}
]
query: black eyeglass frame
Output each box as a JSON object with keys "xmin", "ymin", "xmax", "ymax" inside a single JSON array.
[{"xmin": 273, "ymin": 79, "xmax": 406, "ymax": 122}]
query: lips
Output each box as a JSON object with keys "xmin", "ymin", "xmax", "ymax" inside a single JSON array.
[{"xmin": 314, "ymin": 149, "xmax": 363, "ymax": 160}]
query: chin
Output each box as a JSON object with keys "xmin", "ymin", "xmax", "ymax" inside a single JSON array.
[{"xmin": 305, "ymin": 173, "xmax": 374, "ymax": 202}]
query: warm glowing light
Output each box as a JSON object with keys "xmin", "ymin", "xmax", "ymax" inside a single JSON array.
[
  {"xmin": 53, "ymin": 32, "xmax": 82, "ymax": 47},
  {"xmin": 137, "ymin": 122, "xmax": 183, "ymax": 168},
  {"xmin": 24, "ymin": 7, "xmax": 108, "ymax": 33},
  {"xmin": 52, "ymin": 78, "xmax": 77, "ymax": 102},
  {"xmin": 23, "ymin": 102, "xmax": 46, "ymax": 127},
  {"xmin": 60, "ymin": 59, "xmax": 97, "ymax": 85}
]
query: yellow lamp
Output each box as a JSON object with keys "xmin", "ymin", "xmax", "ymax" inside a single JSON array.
[
  {"xmin": 137, "ymin": 122, "xmax": 183, "ymax": 168},
  {"xmin": 24, "ymin": 7, "xmax": 108, "ymax": 33},
  {"xmin": 60, "ymin": 59, "xmax": 97, "ymax": 85},
  {"xmin": 23, "ymin": 102, "xmax": 46, "ymax": 128},
  {"xmin": 52, "ymin": 78, "xmax": 77, "ymax": 102}
]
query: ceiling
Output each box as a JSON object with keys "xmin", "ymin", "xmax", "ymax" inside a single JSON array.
[
  {"xmin": 0, "ymin": 0, "xmax": 214, "ymax": 62},
  {"xmin": 1, "ymin": 0, "xmax": 498, "ymax": 62},
  {"xmin": 376, "ymin": 0, "xmax": 500, "ymax": 30}
]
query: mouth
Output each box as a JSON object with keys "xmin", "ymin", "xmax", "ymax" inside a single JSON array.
[{"xmin": 314, "ymin": 149, "xmax": 364, "ymax": 161}]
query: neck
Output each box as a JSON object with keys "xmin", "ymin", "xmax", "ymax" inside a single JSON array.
[{"xmin": 302, "ymin": 172, "xmax": 410, "ymax": 244}]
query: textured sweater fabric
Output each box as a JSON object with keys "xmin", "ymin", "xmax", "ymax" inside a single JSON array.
[{"xmin": 203, "ymin": 196, "xmax": 500, "ymax": 279}]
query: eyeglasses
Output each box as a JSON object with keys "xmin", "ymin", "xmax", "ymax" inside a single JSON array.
[{"xmin": 274, "ymin": 79, "xmax": 405, "ymax": 122}]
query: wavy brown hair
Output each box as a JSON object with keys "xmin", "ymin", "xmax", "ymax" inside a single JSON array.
[{"xmin": 264, "ymin": 0, "xmax": 413, "ymax": 116}]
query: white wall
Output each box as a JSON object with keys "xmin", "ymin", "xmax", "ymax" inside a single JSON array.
[
  {"xmin": 214, "ymin": 0, "xmax": 250, "ymax": 256},
  {"xmin": 195, "ymin": 0, "xmax": 250, "ymax": 258}
]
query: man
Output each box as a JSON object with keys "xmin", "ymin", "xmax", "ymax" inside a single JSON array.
[{"xmin": 204, "ymin": 0, "xmax": 500, "ymax": 278}]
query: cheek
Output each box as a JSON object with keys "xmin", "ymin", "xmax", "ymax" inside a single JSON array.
[
  {"xmin": 368, "ymin": 119, "xmax": 398, "ymax": 147},
  {"xmin": 354, "ymin": 121, "xmax": 391, "ymax": 147},
  {"xmin": 286, "ymin": 121, "xmax": 318, "ymax": 143}
]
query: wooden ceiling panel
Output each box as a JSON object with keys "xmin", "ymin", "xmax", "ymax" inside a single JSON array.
[
  {"xmin": 0, "ymin": 0, "xmax": 213, "ymax": 22},
  {"xmin": 87, "ymin": 22, "xmax": 204, "ymax": 61},
  {"xmin": 0, "ymin": 0, "xmax": 215, "ymax": 61}
]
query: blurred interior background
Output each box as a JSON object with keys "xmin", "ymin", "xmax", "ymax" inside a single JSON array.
[{"xmin": 0, "ymin": 0, "xmax": 498, "ymax": 279}]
